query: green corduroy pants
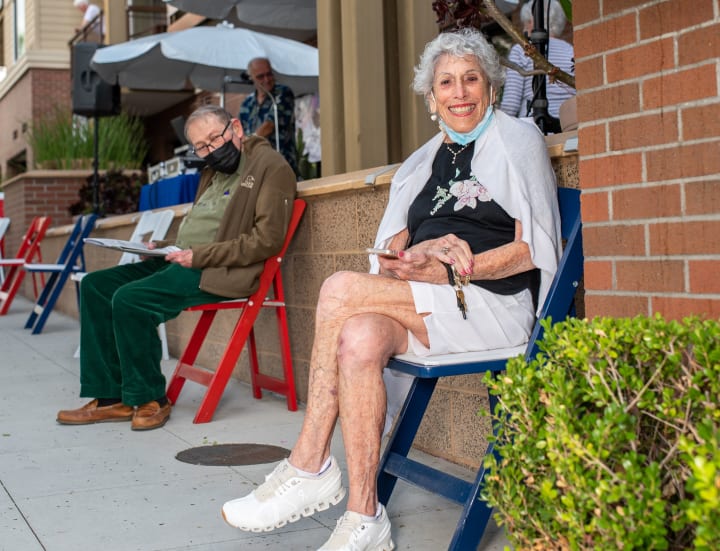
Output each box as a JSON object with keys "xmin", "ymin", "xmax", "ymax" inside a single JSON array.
[{"xmin": 79, "ymin": 258, "xmax": 224, "ymax": 406}]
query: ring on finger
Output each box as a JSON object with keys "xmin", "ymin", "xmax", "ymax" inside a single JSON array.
[{"xmin": 441, "ymin": 246, "xmax": 450, "ymax": 254}]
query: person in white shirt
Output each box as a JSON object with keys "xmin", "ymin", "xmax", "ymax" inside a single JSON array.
[
  {"xmin": 500, "ymin": 0, "xmax": 575, "ymax": 120},
  {"xmin": 73, "ymin": 0, "xmax": 103, "ymax": 38}
]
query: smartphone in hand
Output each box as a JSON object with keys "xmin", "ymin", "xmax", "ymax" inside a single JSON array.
[{"xmin": 366, "ymin": 247, "xmax": 400, "ymax": 259}]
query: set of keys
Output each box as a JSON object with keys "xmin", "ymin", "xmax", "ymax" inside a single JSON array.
[{"xmin": 451, "ymin": 265, "xmax": 470, "ymax": 320}]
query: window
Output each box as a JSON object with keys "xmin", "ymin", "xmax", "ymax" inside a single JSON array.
[
  {"xmin": 13, "ymin": 0, "xmax": 25, "ymax": 61},
  {"xmin": 0, "ymin": 9, "xmax": 5, "ymax": 81},
  {"xmin": 127, "ymin": 0, "xmax": 167, "ymax": 40}
]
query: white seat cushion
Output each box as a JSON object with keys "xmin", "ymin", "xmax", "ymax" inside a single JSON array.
[{"xmin": 392, "ymin": 343, "xmax": 527, "ymax": 367}]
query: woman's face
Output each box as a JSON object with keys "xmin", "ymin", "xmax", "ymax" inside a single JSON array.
[{"xmin": 429, "ymin": 54, "xmax": 493, "ymax": 136}]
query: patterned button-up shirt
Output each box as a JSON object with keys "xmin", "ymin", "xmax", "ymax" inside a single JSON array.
[{"xmin": 239, "ymin": 83, "xmax": 297, "ymax": 175}]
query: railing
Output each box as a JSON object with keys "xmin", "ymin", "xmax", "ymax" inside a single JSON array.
[{"xmin": 68, "ymin": 10, "xmax": 104, "ymax": 47}]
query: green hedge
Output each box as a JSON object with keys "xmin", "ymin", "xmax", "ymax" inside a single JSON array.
[{"xmin": 483, "ymin": 315, "xmax": 720, "ymax": 551}]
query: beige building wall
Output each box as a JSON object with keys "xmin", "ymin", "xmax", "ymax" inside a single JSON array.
[
  {"xmin": 317, "ymin": 0, "xmax": 438, "ymax": 176},
  {"xmin": 1, "ymin": 0, "xmax": 78, "ymax": 75},
  {"xmin": 0, "ymin": 0, "xmax": 81, "ymax": 178}
]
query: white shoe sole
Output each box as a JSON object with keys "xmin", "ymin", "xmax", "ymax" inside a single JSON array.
[{"xmin": 222, "ymin": 486, "xmax": 347, "ymax": 532}]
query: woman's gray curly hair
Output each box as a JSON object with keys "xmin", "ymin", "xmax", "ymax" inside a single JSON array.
[{"xmin": 412, "ymin": 28, "xmax": 505, "ymax": 99}]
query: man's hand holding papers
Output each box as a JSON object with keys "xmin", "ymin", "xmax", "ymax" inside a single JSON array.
[{"xmin": 84, "ymin": 238, "xmax": 181, "ymax": 257}]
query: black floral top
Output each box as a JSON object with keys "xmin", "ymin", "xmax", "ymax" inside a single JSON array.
[{"xmin": 407, "ymin": 142, "xmax": 539, "ymax": 302}]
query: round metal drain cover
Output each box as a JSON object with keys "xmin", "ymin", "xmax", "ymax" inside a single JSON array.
[{"xmin": 176, "ymin": 443, "xmax": 291, "ymax": 466}]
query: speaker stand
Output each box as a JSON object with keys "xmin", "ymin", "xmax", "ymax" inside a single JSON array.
[{"xmin": 92, "ymin": 115, "xmax": 103, "ymax": 217}]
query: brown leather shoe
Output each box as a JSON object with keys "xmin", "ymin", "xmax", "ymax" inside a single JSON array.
[
  {"xmin": 131, "ymin": 400, "xmax": 171, "ymax": 431},
  {"xmin": 57, "ymin": 399, "xmax": 134, "ymax": 425}
]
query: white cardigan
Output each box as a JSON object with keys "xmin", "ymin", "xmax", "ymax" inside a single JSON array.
[{"xmin": 370, "ymin": 110, "xmax": 562, "ymax": 316}]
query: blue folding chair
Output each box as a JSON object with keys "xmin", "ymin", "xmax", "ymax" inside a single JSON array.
[
  {"xmin": 377, "ymin": 187, "xmax": 584, "ymax": 550},
  {"xmin": 24, "ymin": 214, "xmax": 97, "ymax": 335}
]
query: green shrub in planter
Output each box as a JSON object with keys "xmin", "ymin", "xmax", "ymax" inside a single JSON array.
[
  {"xmin": 483, "ymin": 315, "xmax": 719, "ymax": 551},
  {"xmin": 28, "ymin": 107, "xmax": 148, "ymax": 170}
]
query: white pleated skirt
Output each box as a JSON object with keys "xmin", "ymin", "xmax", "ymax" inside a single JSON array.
[{"xmin": 405, "ymin": 281, "xmax": 535, "ymax": 356}]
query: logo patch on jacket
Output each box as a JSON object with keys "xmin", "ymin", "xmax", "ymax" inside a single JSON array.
[{"xmin": 241, "ymin": 175, "xmax": 255, "ymax": 189}]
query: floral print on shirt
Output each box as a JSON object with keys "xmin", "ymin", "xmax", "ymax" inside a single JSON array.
[{"xmin": 430, "ymin": 167, "xmax": 492, "ymax": 215}]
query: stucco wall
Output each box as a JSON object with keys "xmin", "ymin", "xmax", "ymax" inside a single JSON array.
[{"xmin": 26, "ymin": 143, "xmax": 578, "ymax": 470}]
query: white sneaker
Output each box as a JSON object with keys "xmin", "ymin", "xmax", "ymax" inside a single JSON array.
[
  {"xmin": 318, "ymin": 504, "xmax": 395, "ymax": 551},
  {"xmin": 222, "ymin": 456, "xmax": 346, "ymax": 532}
]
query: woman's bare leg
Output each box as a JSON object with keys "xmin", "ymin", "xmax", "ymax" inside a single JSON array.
[
  {"xmin": 337, "ymin": 312, "xmax": 408, "ymax": 515},
  {"xmin": 289, "ymin": 272, "xmax": 427, "ymax": 480}
]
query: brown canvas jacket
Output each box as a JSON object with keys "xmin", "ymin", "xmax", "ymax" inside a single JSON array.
[{"xmin": 173, "ymin": 135, "xmax": 296, "ymax": 298}]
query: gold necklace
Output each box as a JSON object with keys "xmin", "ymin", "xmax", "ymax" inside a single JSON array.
[{"xmin": 445, "ymin": 142, "xmax": 471, "ymax": 165}]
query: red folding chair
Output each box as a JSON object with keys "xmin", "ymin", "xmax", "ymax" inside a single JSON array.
[
  {"xmin": 0, "ymin": 216, "xmax": 51, "ymax": 315},
  {"xmin": 167, "ymin": 199, "xmax": 306, "ymax": 423}
]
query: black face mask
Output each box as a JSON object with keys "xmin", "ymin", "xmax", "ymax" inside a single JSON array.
[{"xmin": 205, "ymin": 140, "xmax": 241, "ymax": 174}]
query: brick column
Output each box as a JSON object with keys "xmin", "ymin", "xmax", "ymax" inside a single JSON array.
[{"xmin": 574, "ymin": 0, "xmax": 720, "ymax": 319}]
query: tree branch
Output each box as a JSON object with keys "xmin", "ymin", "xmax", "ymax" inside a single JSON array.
[
  {"xmin": 481, "ymin": 0, "xmax": 576, "ymax": 89},
  {"xmin": 501, "ymin": 58, "xmax": 553, "ymax": 78}
]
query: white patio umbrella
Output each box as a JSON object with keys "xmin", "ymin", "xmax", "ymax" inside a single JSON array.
[
  {"xmin": 164, "ymin": 0, "xmax": 316, "ymax": 31},
  {"xmin": 90, "ymin": 24, "xmax": 319, "ymax": 98}
]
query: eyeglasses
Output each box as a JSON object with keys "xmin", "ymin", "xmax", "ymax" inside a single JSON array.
[
  {"xmin": 189, "ymin": 120, "xmax": 232, "ymax": 156},
  {"xmin": 253, "ymin": 71, "xmax": 274, "ymax": 81}
]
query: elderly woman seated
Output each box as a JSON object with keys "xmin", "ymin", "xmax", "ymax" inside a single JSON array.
[{"xmin": 221, "ymin": 28, "xmax": 561, "ymax": 551}]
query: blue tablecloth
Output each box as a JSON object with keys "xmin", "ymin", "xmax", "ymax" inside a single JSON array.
[{"xmin": 139, "ymin": 173, "xmax": 200, "ymax": 211}]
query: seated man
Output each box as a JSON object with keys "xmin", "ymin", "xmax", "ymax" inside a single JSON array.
[{"xmin": 57, "ymin": 105, "xmax": 296, "ymax": 431}]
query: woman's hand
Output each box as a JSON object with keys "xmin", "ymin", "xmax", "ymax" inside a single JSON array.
[
  {"xmin": 378, "ymin": 250, "xmax": 445, "ymax": 284},
  {"xmin": 379, "ymin": 234, "xmax": 474, "ymax": 284},
  {"xmin": 377, "ymin": 222, "xmax": 535, "ymax": 284},
  {"xmin": 421, "ymin": 234, "xmax": 474, "ymax": 276},
  {"xmin": 165, "ymin": 248, "xmax": 193, "ymax": 268}
]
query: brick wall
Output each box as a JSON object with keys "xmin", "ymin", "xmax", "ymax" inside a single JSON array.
[
  {"xmin": 0, "ymin": 74, "xmax": 33, "ymax": 180},
  {"xmin": 32, "ymin": 69, "xmax": 73, "ymax": 121},
  {"xmin": 574, "ymin": 0, "xmax": 720, "ymax": 319},
  {"xmin": 0, "ymin": 69, "xmax": 71, "ymax": 179},
  {"xmin": 1, "ymin": 170, "xmax": 89, "ymax": 258}
]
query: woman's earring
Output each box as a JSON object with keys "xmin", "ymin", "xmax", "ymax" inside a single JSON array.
[{"xmin": 430, "ymin": 112, "xmax": 437, "ymax": 122}]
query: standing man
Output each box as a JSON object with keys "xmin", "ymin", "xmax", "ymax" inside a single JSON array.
[
  {"xmin": 73, "ymin": 0, "xmax": 103, "ymax": 38},
  {"xmin": 56, "ymin": 105, "xmax": 296, "ymax": 431},
  {"xmin": 239, "ymin": 57, "xmax": 298, "ymax": 176}
]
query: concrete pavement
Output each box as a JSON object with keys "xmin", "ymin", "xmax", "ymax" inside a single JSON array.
[{"xmin": 0, "ymin": 297, "xmax": 510, "ymax": 550}]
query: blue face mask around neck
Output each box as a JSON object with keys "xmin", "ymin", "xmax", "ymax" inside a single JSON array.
[{"xmin": 439, "ymin": 104, "xmax": 495, "ymax": 146}]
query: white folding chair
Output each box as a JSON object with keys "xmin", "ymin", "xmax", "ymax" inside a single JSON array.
[
  {"xmin": 116, "ymin": 210, "xmax": 176, "ymax": 266},
  {"xmin": 73, "ymin": 210, "xmax": 175, "ymax": 359},
  {"xmin": 0, "ymin": 217, "xmax": 10, "ymax": 284}
]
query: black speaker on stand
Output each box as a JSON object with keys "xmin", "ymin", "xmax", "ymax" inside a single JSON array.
[{"xmin": 71, "ymin": 42, "xmax": 121, "ymax": 216}]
